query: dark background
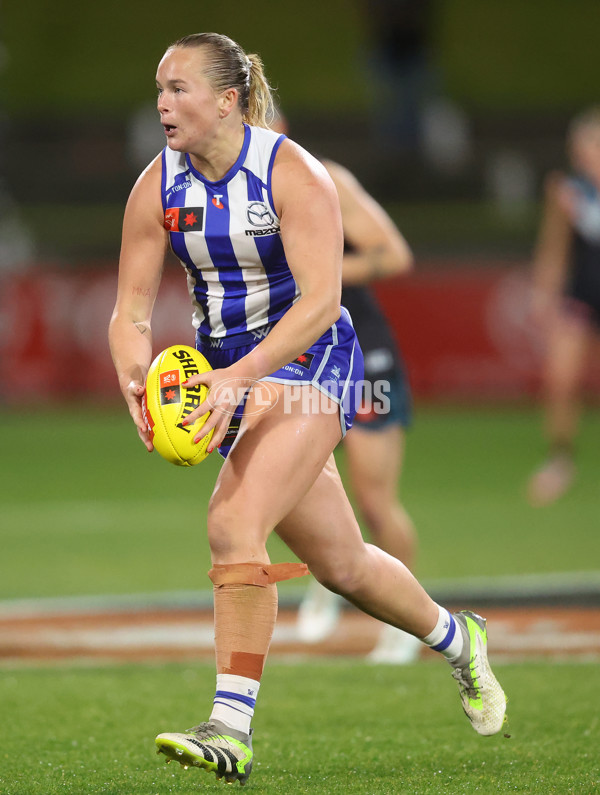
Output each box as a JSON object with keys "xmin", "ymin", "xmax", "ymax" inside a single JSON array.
[{"xmin": 3, "ymin": 0, "xmax": 600, "ymax": 264}]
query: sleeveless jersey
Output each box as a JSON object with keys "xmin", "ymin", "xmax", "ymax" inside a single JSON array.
[
  {"xmin": 565, "ymin": 175, "xmax": 600, "ymax": 307},
  {"xmin": 161, "ymin": 124, "xmax": 299, "ymax": 338}
]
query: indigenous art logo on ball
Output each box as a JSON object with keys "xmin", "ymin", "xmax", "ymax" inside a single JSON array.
[{"xmin": 159, "ymin": 370, "xmax": 181, "ymax": 405}]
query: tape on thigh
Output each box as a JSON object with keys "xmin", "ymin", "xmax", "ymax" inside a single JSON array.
[{"xmin": 208, "ymin": 561, "xmax": 309, "ymax": 587}]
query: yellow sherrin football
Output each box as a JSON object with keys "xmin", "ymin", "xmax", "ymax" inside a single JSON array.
[{"xmin": 142, "ymin": 345, "xmax": 214, "ymax": 466}]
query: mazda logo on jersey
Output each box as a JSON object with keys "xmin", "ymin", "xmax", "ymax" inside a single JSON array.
[
  {"xmin": 247, "ymin": 201, "xmax": 275, "ymax": 227},
  {"xmin": 164, "ymin": 207, "xmax": 205, "ymax": 232}
]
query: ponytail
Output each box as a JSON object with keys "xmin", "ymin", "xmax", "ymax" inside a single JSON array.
[
  {"xmin": 168, "ymin": 33, "xmax": 275, "ymax": 129},
  {"xmin": 246, "ymin": 53, "xmax": 274, "ymax": 128}
]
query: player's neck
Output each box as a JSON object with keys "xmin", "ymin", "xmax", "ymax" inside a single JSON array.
[{"xmin": 188, "ymin": 123, "xmax": 245, "ymax": 182}]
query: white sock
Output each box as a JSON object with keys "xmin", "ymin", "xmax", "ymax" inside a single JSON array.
[
  {"xmin": 422, "ymin": 605, "xmax": 464, "ymax": 663},
  {"xmin": 210, "ymin": 674, "xmax": 260, "ymax": 735}
]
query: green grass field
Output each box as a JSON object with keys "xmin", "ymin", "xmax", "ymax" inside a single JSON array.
[
  {"xmin": 1, "ymin": 660, "xmax": 598, "ymax": 794},
  {"xmin": 1, "ymin": 404, "xmax": 599, "ymax": 600},
  {"xmin": 1, "ymin": 405, "xmax": 599, "ymax": 793}
]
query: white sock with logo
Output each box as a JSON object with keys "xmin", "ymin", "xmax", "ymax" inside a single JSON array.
[
  {"xmin": 210, "ymin": 674, "xmax": 260, "ymax": 735},
  {"xmin": 422, "ymin": 605, "xmax": 464, "ymax": 664}
]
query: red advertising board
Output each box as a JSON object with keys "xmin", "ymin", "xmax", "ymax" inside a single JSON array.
[{"xmin": 2, "ymin": 262, "xmax": 599, "ymax": 403}]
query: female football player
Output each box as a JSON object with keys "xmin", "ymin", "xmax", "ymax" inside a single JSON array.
[
  {"xmin": 109, "ymin": 32, "xmax": 506, "ymax": 785},
  {"xmin": 527, "ymin": 107, "xmax": 600, "ymax": 506}
]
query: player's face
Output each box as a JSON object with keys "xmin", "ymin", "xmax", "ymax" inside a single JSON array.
[{"xmin": 156, "ymin": 47, "xmax": 220, "ymax": 153}]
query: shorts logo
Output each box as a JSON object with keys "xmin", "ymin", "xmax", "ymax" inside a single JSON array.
[
  {"xmin": 251, "ymin": 325, "xmax": 271, "ymax": 341},
  {"xmin": 164, "ymin": 207, "xmax": 204, "ymax": 232},
  {"xmin": 246, "ymin": 201, "xmax": 275, "ymax": 227},
  {"xmin": 292, "ymin": 352, "xmax": 314, "ymax": 370}
]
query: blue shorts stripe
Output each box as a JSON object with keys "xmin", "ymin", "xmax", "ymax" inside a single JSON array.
[{"xmin": 431, "ymin": 616, "xmax": 456, "ymax": 652}]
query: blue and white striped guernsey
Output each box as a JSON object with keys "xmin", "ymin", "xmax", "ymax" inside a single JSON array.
[{"xmin": 161, "ymin": 124, "xmax": 299, "ymax": 339}]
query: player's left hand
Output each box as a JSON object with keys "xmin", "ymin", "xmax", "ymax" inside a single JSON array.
[{"xmin": 123, "ymin": 379, "xmax": 154, "ymax": 452}]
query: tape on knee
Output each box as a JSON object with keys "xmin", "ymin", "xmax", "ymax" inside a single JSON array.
[{"xmin": 208, "ymin": 561, "xmax": 309, "ymax": 587}]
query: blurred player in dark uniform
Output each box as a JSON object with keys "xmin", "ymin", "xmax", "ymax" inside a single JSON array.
[{"xmin": 528, "ymin": 107, "xmax": 600, "ymax": 505}]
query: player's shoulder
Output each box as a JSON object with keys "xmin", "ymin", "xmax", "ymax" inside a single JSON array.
[
  {"xmin": 125, "ymin": 152, "xmax": 164, "ymax": 221},
  {"xmin": 273, "ymin": 137, "xmax": 332, "ymax": 188},
  {"xmin": 248, "ymin": 123, "xmax": 283, "ymax": 145},
  {"xmin": 245, "ymin": 124, "xmax": 287, "ymax": 163},
  {"xmin": 131, "ymin": 152, "xmax": 163, "ymax": 195}
]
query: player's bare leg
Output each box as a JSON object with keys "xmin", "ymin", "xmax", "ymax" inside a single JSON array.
[
  {"xmin": 297, "ymin": 422, "xmax": 419, "ymax": 649},
  {"xmin": 277, "ymin": 451, "xmax": 507, "ymax": 735},
  {"xmin": 277, "ymin": 452, "xmax": 435, "ymax": 635},
  {"xmin": 157, "ymin": 384, "xmax": 351, "ymax": 783},
  {"xmin": 343, "ymin": 424, "xmax": 416, "ymax": 567},
  {"xmin": 527, "ymin": 313, "xmax": 590, "ymax": 506},
  {"xmin": 157, "ymin": 384, "xmax": 506, "ymax": 781},
  {"xmin": 342, "ymin": 423, "xmax": 420, "ymax": 661}
]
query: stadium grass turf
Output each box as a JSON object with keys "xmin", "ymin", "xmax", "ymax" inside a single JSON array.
[
  {"xmin": 0, "ymin": 660, "xmax": 598, "ymax": 794},
  {"xmin": 1, "ymin": 404, "xmax": 599, "ymax": 600}
]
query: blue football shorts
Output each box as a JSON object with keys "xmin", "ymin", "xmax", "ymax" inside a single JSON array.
[{"xmin": 196, "ymin": 307, "xmax": 365, "ymax": 458}]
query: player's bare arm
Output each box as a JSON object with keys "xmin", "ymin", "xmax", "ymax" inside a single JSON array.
[
  {"xmin": 109, "ymin": 156, "xmax": 167, "ymax": 447},
  {"xmin": 530, "ymin": 171, "xmax": 573, "ymax": 325},
  {"xmin": 322, "ymin": 159, "xmax": 413, "ymax": 285},
  {"xmin": 248, "ymin": 140, "xmax": 343, "ymax": 371}
]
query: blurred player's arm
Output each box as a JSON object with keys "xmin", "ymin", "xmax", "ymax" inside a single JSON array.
[
  {"xmin": 322, "ymin": 159, "xmax": 413, "ymax": 286},
  {"xmin": 108, "ymin": 155, "xmax": 167, "ymax": 447},
  {"xmin": 530, "ymin": 171, "xmax": 573, "ymax": 321}
]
